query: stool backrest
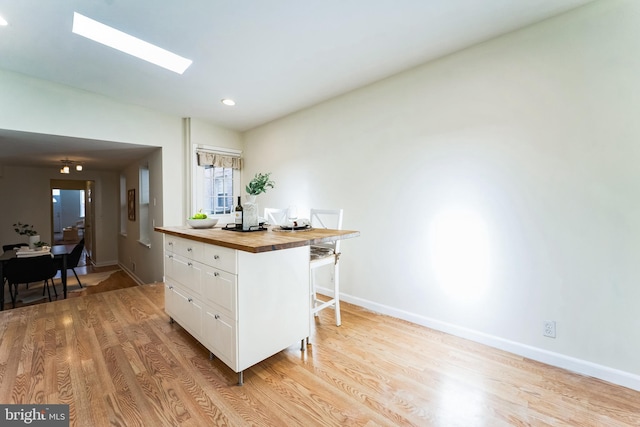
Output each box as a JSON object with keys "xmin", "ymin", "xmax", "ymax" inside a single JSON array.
[
  {"xmin": 264, "ymin": 208, "xmax": 288, "ymax": 226},
  {"xmin": 310, "ymin": 209, "xmax": 344, "ymax": 253}
]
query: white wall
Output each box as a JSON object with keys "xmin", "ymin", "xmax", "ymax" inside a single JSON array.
[
  {"xmin": 190, "ymin": 118, "xmax": 243, "ymax": 150},
  {"xmin": 118, "ymin": 148, "xmax": 165, "ymax": 283},
  {"xmin": 0, "ymin": 69, "xmax": 185, "ymax": 226},
  {"xmin": 0, "ymin": 165, "xmax": 119, "ymax": 264},
  {"xmin": 0, "ymin": 71, "xmax": 243, "ymax": 284},
  {"xmin": 243, "ymin": 0, "xmax": 640, "ymax": 390}
]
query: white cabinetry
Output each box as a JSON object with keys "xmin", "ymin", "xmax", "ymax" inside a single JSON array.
[{"xmin": 163, "ymin": 234, "xmax": 309, "ymax": 385}]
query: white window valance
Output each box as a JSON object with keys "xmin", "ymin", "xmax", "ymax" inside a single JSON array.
[{"xmin": 196, "ymin": 150, "xmax": 243, "ymax": 170}]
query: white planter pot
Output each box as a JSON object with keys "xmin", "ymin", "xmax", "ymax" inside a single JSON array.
[
  {"xmin": 243, "ymin": 195, "xmax": 259, "ymax": 230},
  {"xmin": 28, "ymin": 235, "xmax": 40, "ymax": 249}
]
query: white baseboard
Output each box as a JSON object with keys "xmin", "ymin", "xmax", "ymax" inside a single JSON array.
[
  {"xmin": 317, "ymin": 286, "xmax": 640, "ymax": 392},
  {"xmin": 92, "ymin": 260, "xmax": 119, "ymax": 268},
  {"xmin": 117, "ymin": 263, "xmax": 145, "ymax": 286}
]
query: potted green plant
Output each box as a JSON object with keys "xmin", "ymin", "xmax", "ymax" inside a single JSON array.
[
  {"xmin": 13, "ymin": 222, "xmax": 37, "ymax": 236},
  {"xmin": 245, "ymin": 172, "xmax": 275, "ymax": 196},
  {"xmin": 33, "ymin": 241, "xmax": 50, "ymax": 251},
  {"xmin": 243, "ymin": 173, "xmax": 275, "ymax": 230},
  {"xmin": 13, "ymin": 222, "xmax": 40, "ymax": 248}
]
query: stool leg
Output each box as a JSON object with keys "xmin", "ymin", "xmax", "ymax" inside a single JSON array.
[{"xmin": 334, "ymin": 263, "xmax": 341, "ymax": 327}]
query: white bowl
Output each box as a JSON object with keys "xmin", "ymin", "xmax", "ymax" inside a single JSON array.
[{"xmin": 186, "ymin": 218, "xmax": 219, "ymax": 229}]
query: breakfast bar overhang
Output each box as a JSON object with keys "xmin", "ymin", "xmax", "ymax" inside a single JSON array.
[{"xmin": 154, "ymin": 225, "xmax": 360, "ymax": 385}]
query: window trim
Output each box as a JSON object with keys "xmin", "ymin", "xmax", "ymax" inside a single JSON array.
[{"xmin": 192, "ymin": 144, "xmax": 242, "ymax": 219}]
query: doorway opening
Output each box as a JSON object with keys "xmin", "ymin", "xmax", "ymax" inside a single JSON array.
[
  {"xmin": 50, "ymin": 179, "xmax": 96, "ymax": 265},
  {"xmin": 52, "ymin": 189, "xmax": 84, "ymax": 244}
]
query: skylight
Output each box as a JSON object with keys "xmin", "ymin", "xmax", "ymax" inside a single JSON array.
[{"xmin": 71, "ymin": 12, "xmax": 192, "ymax": 74}]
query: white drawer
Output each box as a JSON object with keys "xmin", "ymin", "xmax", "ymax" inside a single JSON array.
[
  {"xmin": 203, "ymin": 244, "xmax": 237, "ymax": 274},
  {"xmin": 166, "ymin": 235, "xmax": 202, "ymax": 258},
  {"xmin": 172, "ymin": 237, "xmax": 204, "ymax": 263},
  {"xmin": 202, "ymin": 265, "xmax": 237, "ymax": 319},
  {"xmin": 165, "ymin": 236, "xmax": 178, "ymax": 252},
  {"xmin": 165, "ymin": 281, "xmax": 203, "ymax": 340},
  {"xmin": 166, "ymin": 254, "xmax": 203, "ymax": 296}
]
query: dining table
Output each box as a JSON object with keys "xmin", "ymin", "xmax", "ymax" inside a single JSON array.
[{"xmin": 0, "ymin": 243, "xmax": 74, "ymax": 311}]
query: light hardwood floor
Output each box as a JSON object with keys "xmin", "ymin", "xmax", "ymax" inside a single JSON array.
[{"xmin": 0, "ymin": 284, "xmax": 638, "ymax": 426}]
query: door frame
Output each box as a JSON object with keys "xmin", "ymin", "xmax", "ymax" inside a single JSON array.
[{"xmin": 50, "ymin": 179, "xmax": 96, "ymax": 264}]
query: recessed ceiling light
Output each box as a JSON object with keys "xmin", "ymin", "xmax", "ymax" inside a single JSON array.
[
  {"xmin": 0, "ymin": 15, "xmax": 8, "ymax": 26},
  {"xmin": 71, "ymin": 12, "xmax": 192, "ymax": 74},
  {"xmin": 221, "ymin": 99, "xmax": 236, "ymax": 106}
]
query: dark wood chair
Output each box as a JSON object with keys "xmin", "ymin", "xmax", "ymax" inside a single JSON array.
[
  {"xmin": 4, "ymin": 254, "xmax": 58, "ymax": 308},
  {"xmin": 2, "ymin": 243, "xmax": 31, "ymax": 289},
  {"xmin": 55, "ymin": 238, "xmax": 85, "ymax": 288},
  {"xmin": 2, "ymin": 243, "xmax": 28, "ymax": 252}
]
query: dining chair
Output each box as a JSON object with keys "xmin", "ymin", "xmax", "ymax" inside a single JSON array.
[
  {"xmin": 55, "ymin": 238, "xmax": 85, "ymax": 288},
  {"xmin": 2, "ymin": 243, "xmax": 28, "ymax": 253},
  {"xmin": 4, "ymin": 253, "xmax": 58, "ymax": 308},
  {"xmin": 309, "ymin": 208, "xmax": 344, "ymax": 327},
  {"xmin": 263, "ymin": 207, "xmax": 288, "ymax": 226},
  {"xmin": 2, "ymin": 243, "xmax": 30, "ymax": 288}
]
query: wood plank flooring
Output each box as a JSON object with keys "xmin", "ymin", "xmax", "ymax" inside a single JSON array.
[{"xmin": 0, "ymin": 284, "xmax": 638, "ymax": 426}]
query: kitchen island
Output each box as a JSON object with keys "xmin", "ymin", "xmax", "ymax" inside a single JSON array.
[{"xmin": 154, "ymin": 225, "xmax": 359, "ymax": 385}]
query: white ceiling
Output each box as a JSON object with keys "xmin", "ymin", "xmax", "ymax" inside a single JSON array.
[{"xmin": 0, "ymin": 0, "xmax": 595, "ymax": 170}]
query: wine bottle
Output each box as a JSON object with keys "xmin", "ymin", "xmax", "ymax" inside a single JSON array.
[{"xmin": 234, "ymin": 196, "xmax": 243, "ymax": 229}]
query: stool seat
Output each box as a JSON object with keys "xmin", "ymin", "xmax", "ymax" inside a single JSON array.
[{"xmin": 310, "ymin": 246, "xmax": 335, "ymax": 260}]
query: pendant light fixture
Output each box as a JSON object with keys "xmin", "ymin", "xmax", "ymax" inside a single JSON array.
[{"xmin": 59, "ymin": 159, "xmax": 84, "ymax": 174}]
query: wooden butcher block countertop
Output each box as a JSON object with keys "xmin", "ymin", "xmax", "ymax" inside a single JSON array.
[{"xmin": 154, "ymin": 225, "xmax": 360, "ymax": 253}]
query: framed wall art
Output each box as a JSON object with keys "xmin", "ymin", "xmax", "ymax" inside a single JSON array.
[{"xmin": 128, "ymin": 189, "xmax": 136, "ymax": 221}]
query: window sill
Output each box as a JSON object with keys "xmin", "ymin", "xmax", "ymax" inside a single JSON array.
[{"xmin": 137, "ymin": 240, "xmax": 151, "ymax": 249}]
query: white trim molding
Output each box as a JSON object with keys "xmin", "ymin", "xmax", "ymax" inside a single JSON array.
[{"xmin": 315, "ymin": 286, "xmax": 640, "ymax": 392}]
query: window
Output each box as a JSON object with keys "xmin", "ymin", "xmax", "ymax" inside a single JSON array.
[
  {"xmin": 119, "ymin": 175, "xmax": 126, "ymax": 235},
  {"xmin": 203, "ymin": 166, "xmax": 233, "ymax": 214},
  {"xmin": 193, "ymin": 146, "xmax": 242, "ymax": 217},
  {"xmin": 139, "ymin": 163, "xmax": 150, "ymax": 245},
  {"xmin": 79, "ymin": 190, "xmax": 85, "ymax": 218}
]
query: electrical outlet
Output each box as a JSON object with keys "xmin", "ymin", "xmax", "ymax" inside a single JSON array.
[{"xmin": 543, "ymin": 320, "xmax": 556, "ymax": 338}]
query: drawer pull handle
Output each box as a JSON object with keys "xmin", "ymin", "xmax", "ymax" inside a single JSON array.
[
  {"xmin": 187, "ymin": 247, "xmax": 193, "ymax": 252},
  {"xmin": 188, "ymin": 262, "xmax": 193, "ymax": 267},
  {"xmin": 168, "ymin": 242, "xmax": 173, "ymax": 246},
  {"xmin": 214, "ymin": 272, "xmax": 220, "ymax": 277},
  {"xmin": 168, "ymin": 255, "xmax": 173, "ymax": 259},
  {"xmin": 215, "ymin": 314, "xmax": 220, "ymax": 319},
  {"xmin": 168, "ymin": 285, "xmax": 173, "ymax": 290},
  {"xmin": 214, "ymin": 255, "xmax": 220, "ymax": 260},
  {"xmin": 188, "ymin": 298, "xmax": 193, "ymax": 303}
]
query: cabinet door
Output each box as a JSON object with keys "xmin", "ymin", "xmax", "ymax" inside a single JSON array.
[
  {"xmin": 165, "ymin": 282, "xmax": 178, "ymax": 319},
  {"xmin": 165, "ymin": 252, "xmax": 175, "ymax": 281},
  {"xmin": 203, "ymin": 309, "xmax": 236, "ymax": 370},
  {"xmin": 167, "ymin": 284, "xmax": 202, "ymax": 340},
  {"xmin": 202, "ymin": 265, "xmax": 237, "ymax": 319}
]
